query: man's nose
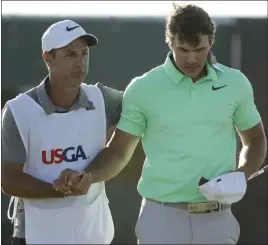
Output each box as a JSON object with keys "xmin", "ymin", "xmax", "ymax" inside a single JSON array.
[
  {"xmin": 76, "ymin": 56, "xmax": 86, "ymax": 67},
  {"xmin": 187, "ymin": 52, "xmax": 197, "ymax": 64}
]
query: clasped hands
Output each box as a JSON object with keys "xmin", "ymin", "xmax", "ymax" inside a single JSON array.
[{"xmin": 52, "ymin": 168, "xmax": 92, "ymax": 196}]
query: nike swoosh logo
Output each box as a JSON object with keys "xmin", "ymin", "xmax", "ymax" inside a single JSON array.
[
  {"xmin": 66, "ymin": 26, "xmax": 80, "ymax": 31},
  {"xmin": 212, "ymin": 85, "xmax": 227, "ymax": 91}
]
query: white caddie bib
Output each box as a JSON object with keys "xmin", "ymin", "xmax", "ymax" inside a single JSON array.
[{"xmin": 7, "ymin": 83, "xmax": 114, "ymax": 244}]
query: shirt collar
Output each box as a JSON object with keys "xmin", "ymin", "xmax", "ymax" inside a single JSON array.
[
  {"xmin": 163, "ymin": 51, "xmax": 223, "ymax": 85},
  {"xmin": 37, "ymin": 76, "xmax": 94, "ymax": 115}
]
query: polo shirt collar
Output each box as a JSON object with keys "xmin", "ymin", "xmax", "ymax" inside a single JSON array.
[
  {"xmin": 37, "ymin": 76, "xmax": 94, "ymax": 115},
  {"xmin": 163, "ymin": 51, "xmax": 223, "ymax": 84}
]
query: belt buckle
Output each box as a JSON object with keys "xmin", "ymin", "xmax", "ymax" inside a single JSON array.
[
  {"xmin": 188, "ymin": 201, "xmax": 219, "ymax": 213},
  {"xmin": 188, "ymin": 203, "xmax": 202, "ymax": 213}
]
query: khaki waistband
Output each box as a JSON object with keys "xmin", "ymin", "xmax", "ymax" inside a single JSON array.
[{"xmin": 146, "ymin": 198, "xmax": 231, "ymax": 213}]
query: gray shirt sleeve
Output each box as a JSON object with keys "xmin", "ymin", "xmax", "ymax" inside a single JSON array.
[
  {"xmin": 1, "ymin": 105, "xmax": 26, "ymax": 164},
  {"xmin": 97, "ymin": 82, "xmax": 123, "ymax": 129},
  {"xmin": 2, "ymin": 105, "xmax": 26, "ymax": 238}
]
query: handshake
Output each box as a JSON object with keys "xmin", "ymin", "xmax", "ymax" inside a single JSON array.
[{"xmin": 52, "ymin": 168, "xmax": 93, "ymax": 197}]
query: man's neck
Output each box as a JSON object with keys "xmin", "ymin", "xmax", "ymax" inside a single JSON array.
[
  {"xmin": 192, "ymin": 67, "xmax": 207, "ymax": 83},
  {"xmin": 46, "ymin": 76, "xmax": 80, "ymax": 109},
  {"xmin": 170, "ymin": 56, "xmax": 207, "ymax": 83}
]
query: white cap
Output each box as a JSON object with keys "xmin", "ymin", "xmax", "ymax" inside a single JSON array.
[
  {"xmin": 198, "ymin": 172, "xmax": 247, "ymax": 205},
  {"xmin": 41, "ymin": 20, "xmax": 98, "ymax": 52}
]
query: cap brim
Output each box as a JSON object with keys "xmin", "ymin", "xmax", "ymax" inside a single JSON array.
[{"xmin": 81, "ymin": 34, "xmax": 98, "ymax": 46}]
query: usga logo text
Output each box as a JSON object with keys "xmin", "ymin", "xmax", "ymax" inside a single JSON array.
[{"xmin": 42, "ymin": 145, "xmax": 88, "ymax": 164}]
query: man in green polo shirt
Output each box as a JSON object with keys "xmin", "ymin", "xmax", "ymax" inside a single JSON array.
[{"xmin": 54, "ymin": 3, "xmax": 267, "ymax": 244}]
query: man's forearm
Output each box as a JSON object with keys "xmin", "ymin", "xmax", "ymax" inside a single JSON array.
[
  {"xmin": 237, "ymin": 137, "xmax": 267, "ymax": 179},
  {"xmin": 85, "ymin": 146, "xmax": 131, "ymax": 183},
  {"xmin": 2, "ymin": 172, "xmax": 64, "ymax": 199}
]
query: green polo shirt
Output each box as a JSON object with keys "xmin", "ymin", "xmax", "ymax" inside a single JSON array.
[{"xmin": 117, "ymin": 52, "xmax": 261, "ymax": 203}]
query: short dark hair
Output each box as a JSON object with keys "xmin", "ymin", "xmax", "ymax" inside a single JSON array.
[{"xmin": 165, "ymin": 4, "xmax": 216, "ymax": 48}]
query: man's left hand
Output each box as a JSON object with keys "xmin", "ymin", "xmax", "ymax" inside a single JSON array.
[
  {"xmin": 70, "ymin": 171, "xmax": 93, "ymax": 195},
  {"xmin": 53, "ymin": 169, "xmax": 92, "ymax": 196},
  {"xmin": 234, "ymin": 166, "xmax": 252, "ymax": 180}
]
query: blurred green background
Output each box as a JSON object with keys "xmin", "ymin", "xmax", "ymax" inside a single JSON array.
[{"xmin": 1, "ymin": 16, "xmax": 267, "ymax": 244}]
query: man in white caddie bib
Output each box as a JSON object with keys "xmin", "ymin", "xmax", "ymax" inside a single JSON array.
[{"xmin": 2, "ymin": 20, "xmax": 123, "ymax": 244}]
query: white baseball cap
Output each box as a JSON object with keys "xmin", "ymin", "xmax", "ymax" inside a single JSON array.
[
  {"xmin": 41, "ymin": 20, "xmax": 98, "ymax": 52},
  {"xmin": 198, "ymin": 172, "xmax": 247, "ymax": 205}
]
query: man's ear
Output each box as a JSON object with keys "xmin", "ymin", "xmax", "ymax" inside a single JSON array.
[{"xmin": 42, "ymin": 52, "xmax": 53, "ymax": 68}]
